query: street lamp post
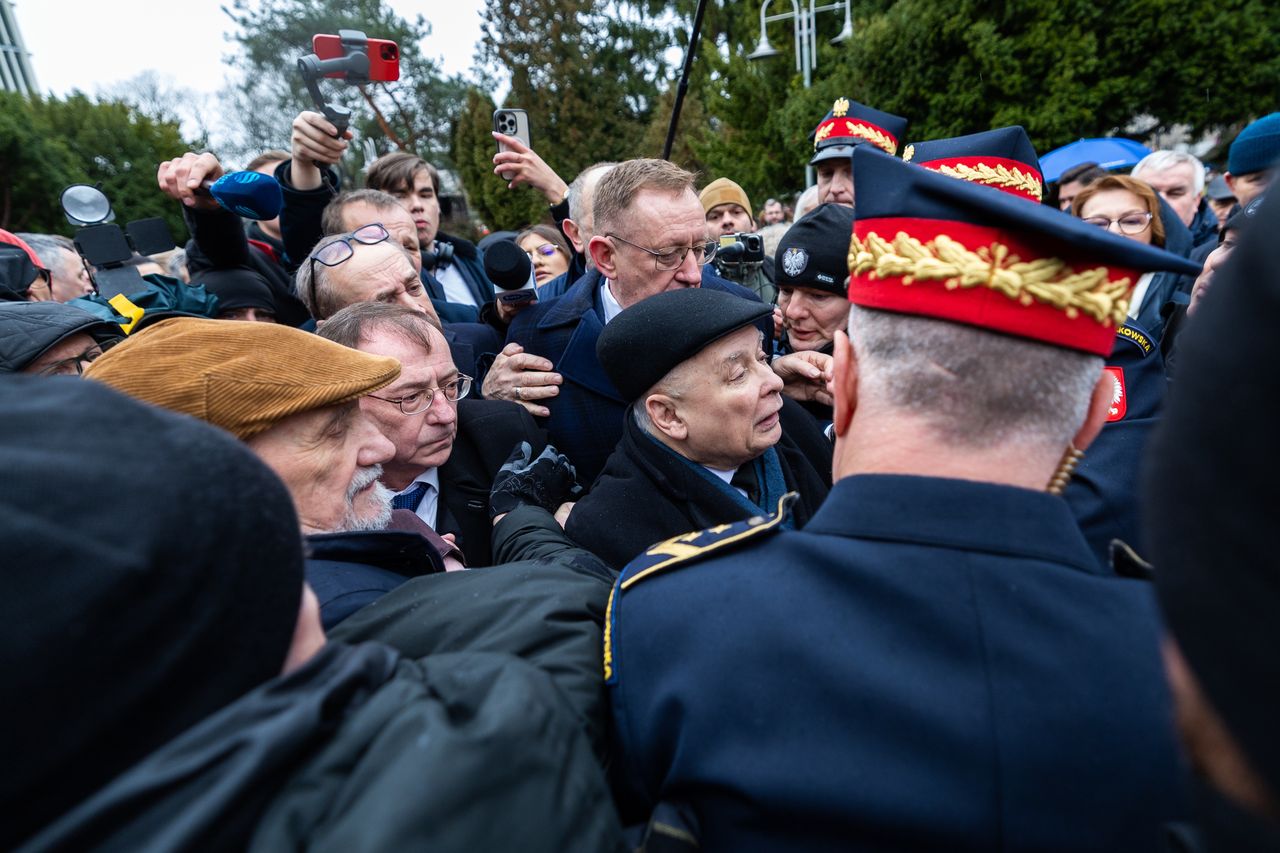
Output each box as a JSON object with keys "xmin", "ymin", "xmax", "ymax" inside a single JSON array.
[{"xmin": 748, "ymin": 0, "xmax": 854, "ymax": 187}]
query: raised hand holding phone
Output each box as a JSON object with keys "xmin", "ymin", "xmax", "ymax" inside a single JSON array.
[{"xmin": 491, "ymin": 110, "xmax": 569, "ymax": 204}]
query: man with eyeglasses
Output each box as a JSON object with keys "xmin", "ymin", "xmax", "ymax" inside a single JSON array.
[
  {"xmin": 295, "ymin": 224, "xmax": 501, "ymax": 383},
  {"xmin": 319, "ymin": 302, "xmax": 546, "ymax": 567},
  {"xmin": 488, "ymin": 158, "xmax": 769, "ymax": 487},
  {"xmin": 0, "ymin": 301, "xmax": 123, "ymax": 375}
]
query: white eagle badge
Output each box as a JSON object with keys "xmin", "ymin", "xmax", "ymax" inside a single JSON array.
[{"xmin": 782, "ymin": 247, "xmax": 808, "ymax": 277}]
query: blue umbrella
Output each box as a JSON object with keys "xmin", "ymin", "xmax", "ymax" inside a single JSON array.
[{"xmin": 1040, "ymin": 138, "xmax": 1153, "ymax": 183}]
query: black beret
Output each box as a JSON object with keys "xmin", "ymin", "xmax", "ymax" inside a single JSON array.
[
  {"xmin": 597, "ymin": 288, "xmax": 771, "ymax": 402},
  {"xmin": 775, "ymin": 203, "xmax": 855, "ymax": 297}
]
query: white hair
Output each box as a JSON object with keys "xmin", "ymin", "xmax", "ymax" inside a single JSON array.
[
  {"xmin": 793, "ymin": 185, "xmax": 821, "ymax": 221},
  {"xmin": 847, "ymin": 306, "xmax": 1103, "ymax": 451},
  {"xmin": 1132, "ymin": 150, "xmax": 1206, "ymax": 195}
]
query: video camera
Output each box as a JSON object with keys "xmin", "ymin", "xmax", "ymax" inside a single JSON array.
[{"xmin": 716, "ymin": 232, "xmax": 765, "ymax": 266}]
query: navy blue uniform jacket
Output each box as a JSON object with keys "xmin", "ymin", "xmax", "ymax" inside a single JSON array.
[
  {"xmin": 1064, "ymin": 322, "xmax": 1166, "ymax": 566},
  {"xmin": 607, "ymin": 474, "xmax": 1186, "ymax": 851},
  {"xmin": 505, "ymin": 268, "xmax": 768, "ymax": 486}
]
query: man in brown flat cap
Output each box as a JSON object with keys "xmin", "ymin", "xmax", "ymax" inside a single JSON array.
[{"xmin": 86, "ymin": 317, "xmax": 460, "ymax": 627}]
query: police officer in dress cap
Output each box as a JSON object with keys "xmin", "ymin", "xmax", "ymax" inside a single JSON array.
[
  {"xmin": 605, "ymin": 145, "xmax": 1200, "ymax": 851},
  {"xmin": 901, "ymin": 125, "xmax": 1170, "ymax": 567},
  {"xmin": 564, "ymin": 289, "xmax": 830, "ymax": 571},
  {"xmin": 902, "ymin": 125, "xmax": 1046, "ymax": 202},
  {"xmin": 809, "ymin": 97, "xmax": 908, "ymax": 207}
]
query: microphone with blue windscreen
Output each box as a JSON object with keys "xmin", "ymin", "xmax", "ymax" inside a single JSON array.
[{"xmin": 198, "ymin": 172, "xmax": 284, "ymax": 221}]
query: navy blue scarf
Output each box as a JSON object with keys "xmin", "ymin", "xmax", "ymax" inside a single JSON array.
[{"xmin": 642, "ymin": 429, "xmax": 793, "ymax": 526}]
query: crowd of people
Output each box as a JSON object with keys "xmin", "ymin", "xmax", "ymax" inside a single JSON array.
[{"xmin": 1, "ymin": 86, "xmax": 1278, "ymax": 851}]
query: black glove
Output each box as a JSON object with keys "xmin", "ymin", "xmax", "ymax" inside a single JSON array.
[{"xmin": 489, "ymin": 441, "xmax": 584, "ymax": 519}]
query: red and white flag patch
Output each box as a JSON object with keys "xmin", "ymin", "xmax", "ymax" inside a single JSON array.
[{"xmin": 1104, "ymin": 366, "xmax": 1126, "ymax": 422}]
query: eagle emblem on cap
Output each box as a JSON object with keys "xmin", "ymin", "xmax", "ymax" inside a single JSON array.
[
  {"xmin": 782, "ymin": 247, "xmax": 809, "ymax": 277},
  {"xmin": 902, "ymin": 144, "xmax": 915, "ymax": 162},
  {"xmin": 832, "ymin": 97, "xmax": 850, "ymax": 117}
]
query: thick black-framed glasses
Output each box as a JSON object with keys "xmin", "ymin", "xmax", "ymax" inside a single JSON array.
[
  {"xmin": 368, "ymin": 374, "xmax": 472, "ymax": 415},
  {"xmin": 606, "ymin": 233, "xmax": 718, "ymax": 271},
  {"xmin": 305, "ymin": 223, "xmax": 391, "ymax": 310}
]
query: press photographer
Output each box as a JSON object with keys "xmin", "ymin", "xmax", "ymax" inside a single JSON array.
[{"xmin": 699, "ymin": 176, "xmax": 775, "ymax": 304}]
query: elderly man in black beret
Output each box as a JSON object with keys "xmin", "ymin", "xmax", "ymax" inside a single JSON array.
[{"xmin": 564, "ymin": 288, "xmax": 830, "ymax": 570}]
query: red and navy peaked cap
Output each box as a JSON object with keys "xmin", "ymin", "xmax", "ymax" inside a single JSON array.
[
  {"xmin": 902, "ymin": 126, "xmax": 1045, "ymax": 203},
  {"xmin": 811, "ymin": 97, "xmax": 908, "ymax": 164},
  {"xmin": 846, "ymin": 146, "xmax": 1201, "ymax": 357}
]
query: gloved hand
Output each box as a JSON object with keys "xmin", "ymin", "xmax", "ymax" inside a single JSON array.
[{"xmin": 489, "ymin": 441, "xmax": 584, "ymax": 520}]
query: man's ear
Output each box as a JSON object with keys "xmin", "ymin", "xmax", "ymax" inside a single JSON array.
[
  {"xmin": 1224, "ymin": 172, "xmax": 1237, "ymax": 196},
  {"xmin": 588, "ymin": 234, "xmax": 618, "ymax": 279},
  {"xmin": 562, "ymin": 218, "xmax": 584, "ymax": 254},
  {"xmin": 646, "ymin": 394, "xmax": 687, "ymax": 441},
  {"xmin": 1073, "ymin": 367, "xmax": 1114, "ymax": 452},
  {"xmin": 831, "ymin": 330, "xmax": 858, "ymax": 438}
]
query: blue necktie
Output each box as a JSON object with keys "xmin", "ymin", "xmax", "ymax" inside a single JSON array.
[{"xmin": 392, "ymin": 481, "xmax": 429, "ymax": 512}]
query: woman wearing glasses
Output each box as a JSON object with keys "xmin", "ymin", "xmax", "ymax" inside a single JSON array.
[
  {"xmin": 515, "ymin": 225, "xmax": 572, "ymax": 288},
  {"xmin": 1073, "ymin": 175, "xmax": 1179, "ymax": 341}
]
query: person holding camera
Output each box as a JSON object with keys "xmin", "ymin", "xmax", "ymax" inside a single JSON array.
[{"xmin": 699, "ymin": 177, "xmax": 776, "ymax": 304}]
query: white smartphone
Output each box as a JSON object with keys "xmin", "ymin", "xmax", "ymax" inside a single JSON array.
[{"xmin": 493, "ymin": 108, "xmax": 531, "ymax": 181}]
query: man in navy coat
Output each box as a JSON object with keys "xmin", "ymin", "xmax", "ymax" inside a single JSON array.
[
  {"xmin": 483, "ymin": 158, "xmax": 766, "ymax": 487},
  {"xmin": 605, "ymin": 147, "xmax": 1194, "ymax": 851}
]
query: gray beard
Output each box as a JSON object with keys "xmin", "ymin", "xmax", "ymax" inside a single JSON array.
[{"xmin": 334, "ymin": 466, "xmax": 395, "ymax": 533}]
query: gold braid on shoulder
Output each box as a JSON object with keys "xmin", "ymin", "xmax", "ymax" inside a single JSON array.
[
  {"xmin": 931, "ymin": 162, "xmax": 1044, "ymax": 202},
  {"xmin": 846, "ymin": 231, "xmax": 1132, "ymax": 325}
]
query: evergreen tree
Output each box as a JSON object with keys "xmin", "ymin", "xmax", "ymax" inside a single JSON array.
[
  {"xmin": 0, "ymin": 92, "xmax": 191, "ymax": 237},
  {"xmin": 691, "ymin": 0, "xmax": 1280, "ymax": 200},
  {"xmin": 477, "ymin": 0, "xmax": 671, "ymax": 182},
  {"xmin": 222, "ymin": 0, "xmax": 467, "ymax": 169}
]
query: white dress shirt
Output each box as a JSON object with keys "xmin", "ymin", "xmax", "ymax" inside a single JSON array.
[
  {"xmin": 1127, "ymin": 272, "xmax": 1155, "ymax": 320},
  {"xmin": 435, "ymin": 262, "xmax": 479, "ymax": 308},
  {"xmin": 601, "ymin": 279, "xmax": 625, "ymax": 323},
  {"xmin": 393, "ymin": 467, "xmax": 442, "ymax": 528}
]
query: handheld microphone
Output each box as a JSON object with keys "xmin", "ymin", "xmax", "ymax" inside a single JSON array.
[
  {"xmin": 196, "ymin": 172, "xmax": 284, "ymax": 221},
  {"xmin": 483, "ymin": 240, "xmax": 538, "ymax": 305}
]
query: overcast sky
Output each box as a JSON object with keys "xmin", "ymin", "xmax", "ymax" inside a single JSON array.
[{"xmin": 13, "ymin": 0, "xmax": 487, "ymax": 98}]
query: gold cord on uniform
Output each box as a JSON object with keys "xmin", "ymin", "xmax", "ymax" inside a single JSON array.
[{"xmin": 1046, "ymin": 444, "xmax": 1085, "ymax": 495}]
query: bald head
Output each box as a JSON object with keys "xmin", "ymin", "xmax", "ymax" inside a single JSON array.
[{"xmin": 565, "ymin": 162, "xmax": 618, "ymax": 258}]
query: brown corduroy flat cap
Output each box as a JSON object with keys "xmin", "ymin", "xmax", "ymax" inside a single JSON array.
[{"xmin": 85, "ymin": 317, "xmax": 401, "ymax": 440}]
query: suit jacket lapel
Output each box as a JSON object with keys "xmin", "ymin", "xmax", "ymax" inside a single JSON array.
[{"xmin": 556, "ymin": 308, "xmax": 624, "ymax": 403}]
